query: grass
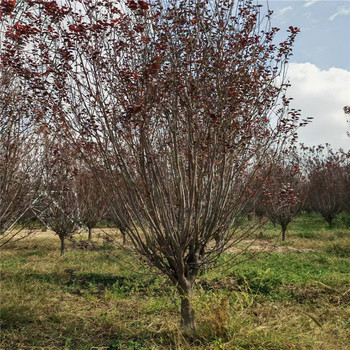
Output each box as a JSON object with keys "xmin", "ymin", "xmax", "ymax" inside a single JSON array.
[{"xmin": 1, "ymin": 213, "xmax": 350, "ymax": 349}]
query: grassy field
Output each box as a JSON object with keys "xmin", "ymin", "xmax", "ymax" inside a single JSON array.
[{"xmin": 1, "ymin": 213, "xmax": 349, "ymax": 349}]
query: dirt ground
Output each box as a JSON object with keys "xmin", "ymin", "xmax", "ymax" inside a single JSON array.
[{"xmin": 21, "ymin": 228, "xmax": 314, "ymax": 254}]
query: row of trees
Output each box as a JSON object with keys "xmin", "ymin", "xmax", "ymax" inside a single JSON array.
[
  {"xmin": 2, "ymin": 129, "xmax": 349, "ymax": 250},
  {"xmin": 1, "ymin": 0, "xmax": 348, "ymax": 332},
  {"xmin": 0, "ymin": 128, "xmax": 104, "ymax": 252},
  {"xmin": 302, "ymin": 145, "xmax": 350, "ymax": 227},
  {"xmin": 252, "ymin": 145, "xmax": 350, "ymax": 241}
]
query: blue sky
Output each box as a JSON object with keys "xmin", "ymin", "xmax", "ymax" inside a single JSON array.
[
  {"xmin": 262, "ymin": 0, "xmax": 350, "ymax": 150},
  {"xmin": 269, "ymin": 0, "xmax": 350, "ymax": 70}
]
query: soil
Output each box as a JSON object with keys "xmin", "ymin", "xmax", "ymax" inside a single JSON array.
[{"xmin": 21, "ymin": 229, "xmax": 315, "ymax": 254}]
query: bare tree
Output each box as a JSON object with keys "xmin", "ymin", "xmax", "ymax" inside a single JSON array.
[
  {"xmin": 3, "ymin": 0, "xmax": 306, "ymax": 332},
  {"xmin": 263, "ymin": 159, "xmax": 306, "ymax": 241},
  {"xmin": 0, "ymin": 70, "xmax": 43, "ymax": 247},
  {"xmin": 34, "ymin": 137, "xmax": 81, "ymax": 255},
  {"xmin": 344, "ymin": 106, "xmax": 350, "ymax": 138},
  {"xmin": 76, "ymin": 169, "xmax": 106, "ymax": 241},
  {"xmin": 304, "ymin": 145, "xmax": 350, "ymax": 228},
  {"xmin": 108, "ymin": 208, "xmax": 129, "ymax": 246},
  {"xmin": 0, "ymin": 0, "xmax": 44, "ymax": 248},
  {"xmin": 344, "ymin": 107, "xmax": 350, "ymax": 217}
]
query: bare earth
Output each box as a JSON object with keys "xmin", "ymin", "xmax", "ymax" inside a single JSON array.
[{"xmin": 26, "ymin": 228, "xmax": 314, "ymax": 254}]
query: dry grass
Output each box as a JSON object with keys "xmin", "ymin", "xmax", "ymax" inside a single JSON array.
[{"xmin": 1, "ymin": 213, "xmax": 350, "ymax": 349}]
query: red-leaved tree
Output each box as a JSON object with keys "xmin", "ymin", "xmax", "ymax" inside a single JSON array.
[
  {"xmin": 344, "ymin": 105, "xmax": 350, "ymax": 138},
  {"xmin": 263, "ymin": 155, "xmax": 306, "ymax": 241},
  {"xmin": 0, "ymin": 70, "xmax": 41, "ymax": 247},
  {"xmin": 76, "ymin": 169, "xmax": 106, "ymax": 241},
  {"xmin": 303, "ymin": 144, "xmax": 350, "ymax": 228},
  {"xmin": 0, "ymin": 1, "xmax": 43, "ymax": 247},
  {"xmin": 34, "ymin": 135, "xmax": 81, "ymax": 255},
  {"xmin": 2, "ymin": 0, "xmax": 306, "ymax": 332}
]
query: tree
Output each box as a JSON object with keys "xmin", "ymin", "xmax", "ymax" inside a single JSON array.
[
  {"xmin": 344, "ymin": 166, "xmax": 350, "ymax": 212},
  {"xmin": 344, "ymin": 105, "xmax": 350, "ymax": 138},
  {"xmin": 34, "ymin": 136, "xmax": 81, "ymax": 255},
  {"xmin": 303, "ymin": 145, "xmax": 350, "ymax": 228},
  {"xmin": 0, "ymin": 0, "xmax": 42, "ymax": 247},
  {"xmin": 108, "ymin": 207, "xmax": 130, "ymax": 246},
  {"xmin": 3, "ymin": 0, "xmax": 304, "ymax": 332},
  {"xmin": 1, "ymin": 0, "xmax": 82, "ymax": 252},
  {"xmin": 0, "ymin": 70, "xmax": 43, "ymax": 247},
  {"xmin": 76, "ymin": 169, "xmax": 106, "ymax": 241},
  {"xmin": 263, "ymin": 157, "xmax": 306, "ymax": 241}
]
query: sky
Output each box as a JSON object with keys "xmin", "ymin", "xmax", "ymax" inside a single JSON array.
[{"xmin": 262, "ymin": 0, "xmax": 350, "ymax": 151}]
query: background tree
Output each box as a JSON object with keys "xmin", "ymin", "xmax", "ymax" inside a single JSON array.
[
  {"xmin": 0, "ymin": 0, "xmax": 43, "ymax": 247},
  {"xmin": 0, "ymin": 70, "xmax": 43, "ymax": 247},
  {"xmin": 344, "ymin": 105, "xmax": 350, "ymax": 138},
  {"xmin": 3, "ymin": 0, "xmax": 306, "ymax": 332},
  {"xmin": 263, "ymin": 157, "xmax": 306, "ymax": 241},
  {"xmin": 76, "ymin": 169, "xmax": 106, "ymax": 241},
  {"xmin": 303, "ymin": 145, "xmax": 350, "ymax": 228},
  {"xmin": 34, "ymin": 136, "xmax": 81, "ymax": 255},
  {"xmin": 344, "ymin": 162, "xmax": 350, "ymax": 212},
  {"xmin": 108, "ymin": 207, "xmax": 130, "ymax": 246}
]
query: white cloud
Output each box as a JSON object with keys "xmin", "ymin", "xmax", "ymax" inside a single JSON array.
[
  {"xmin": 304, "ymin": 0, "xmax": 321, "ymax": 8},
  {"xmin": 329, "ymin": 7, "xmax": 350, "ymax": 21},
  {"xmin": 286, "ymin": 63, "xmax": 350, "ymax": 150},
  {"xmin": 277, "ymin": 6, "xmax": 293, "ymax": 17}
]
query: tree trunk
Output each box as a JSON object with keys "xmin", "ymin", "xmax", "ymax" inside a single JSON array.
[
  {"xmin": 121, "ymin": 228, "xmax": 126, "ymax": 245},
  {"xmin": 59, "ymin": 235, "xmax": 65, "ymax": 255},
  {"xmin": 214, "ymin": 234, "xmax": 222, "ymax": 246},
  {"xmin": 281, "ymin": 225, "xmax": 287, "ymax": 242},
  {"xmin": 178, "ymin": 281, "xmax": 195, "ymax": 334},
  {"xmin": 88, "ymin": 226, "xmax": 92, "ymax": 241},
  {"xmin": 322, "ymin": 215, "xmax": 334, "ymax": 228},
  {"xmin": 328, "ymin": 220, "xmax": 333, "ymax": 229},
  {"xmin": 122, "ymin": 232, "xmax": 126, "ymax": 245}
]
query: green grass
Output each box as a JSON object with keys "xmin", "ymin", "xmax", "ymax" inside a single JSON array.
[{"xmin": 1, "ymin": 213, "xmax": 350, "ymax": 349}]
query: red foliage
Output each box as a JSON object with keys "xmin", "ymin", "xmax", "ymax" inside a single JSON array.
[
  {"xmin": 138, "ymin": 0, "xmax": 149, "ymax": 10},
  {"xmin": 127, "ymin": 0, "xmax": 138, "ymax": 10},
  {"xmin": 303, "ymin": 145, "xmax": 350, "ymax": 227},
  {"xmin": 0, "ymin": 0, "xmax": 15, "ymax": 15},
  {"xmin": 1, "ymin": 0, "xmax": 305, "ymax": 329}
]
